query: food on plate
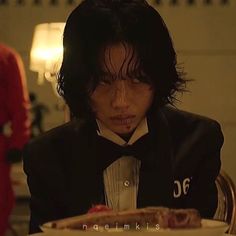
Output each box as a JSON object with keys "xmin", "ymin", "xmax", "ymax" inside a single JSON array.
[
  {"xmin": 50, "ymin": 205, "xmax": 201, "ymax": 231},
  {"xmin": 87, "ymin": 204, "xmax": 113, "ymax": 214}
]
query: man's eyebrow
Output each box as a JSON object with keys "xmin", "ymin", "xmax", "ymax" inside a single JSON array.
[
  {"xmin": 99, "ymin": 69, "xmax": 145, "ymax": 77},
  {"xmin": 127, "ymin": 69, "xmax": 145, "ymax": 76}
]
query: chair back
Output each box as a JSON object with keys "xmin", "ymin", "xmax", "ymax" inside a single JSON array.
[{"xmin": 214, "ymin": 169, "xmax": 236, "ymax": 234}]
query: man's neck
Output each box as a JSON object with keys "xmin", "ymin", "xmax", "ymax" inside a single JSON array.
[
  {"xmin": 96, "ymin": 118, "xmax": 149, "ymax": 146},
  {"xmin": 118, "ymin": 131, "xmax": 135, "ymax": 143}
]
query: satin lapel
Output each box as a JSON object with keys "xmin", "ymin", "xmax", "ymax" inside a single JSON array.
[
  {"xmin": 64, "ymin": 120, "xmax": 105, "ymax": 215},
  {"xmin": 137, "ymin": 110, "xmax": 174, "ymax": 208}
]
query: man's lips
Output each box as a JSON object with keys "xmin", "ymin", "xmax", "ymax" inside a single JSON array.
[{"xmin": 110, "ymin": 115, "xmax": 136, "ymax": 125}]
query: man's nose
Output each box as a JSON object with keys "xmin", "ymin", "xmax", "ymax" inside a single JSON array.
[{"xmin": 111, "ymin": 80, "xmax": 130, "ymax": 110}]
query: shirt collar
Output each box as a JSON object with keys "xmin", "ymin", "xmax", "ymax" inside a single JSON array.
[{"xmin": 96, "ymin": 118, "xmax": 148, "ymax": 146}]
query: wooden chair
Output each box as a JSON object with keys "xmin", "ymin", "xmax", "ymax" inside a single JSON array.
[{"xmin": 214, "ymin": 169, "xmax": 236, "ymax": 234}]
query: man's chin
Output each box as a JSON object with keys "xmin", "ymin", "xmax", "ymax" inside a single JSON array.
[{"xmin": 112, "ymin": 125, "xmax": 136, "ymax": 137}]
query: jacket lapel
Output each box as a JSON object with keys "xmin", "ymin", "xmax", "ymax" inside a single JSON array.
[
  {"xmin": 137, "ymin": 110, "xmax": 174, "ymax": 208},
  {"xmin": 64, "ymin": 120, "xmax": 105, "ymax": 216}
]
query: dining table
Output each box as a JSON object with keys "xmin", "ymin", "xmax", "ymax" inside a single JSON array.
[{"xmin": 30, "ymin": 233, "xmax": 235, "ymax": 236}]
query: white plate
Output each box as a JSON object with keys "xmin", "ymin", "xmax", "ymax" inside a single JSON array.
[{"xmin": 41, "ymin": 219, "xmax": 228, "ymax": 236}]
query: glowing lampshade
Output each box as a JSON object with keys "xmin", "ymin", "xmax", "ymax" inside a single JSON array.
[{"xmin": 30, "ymin": 22, "xmax": 65, "ymax": 85}]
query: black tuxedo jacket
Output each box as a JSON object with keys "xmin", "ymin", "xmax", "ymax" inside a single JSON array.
[{"xmin": 23, "ymin": 106, "xmax": 224, "ymax": 234}]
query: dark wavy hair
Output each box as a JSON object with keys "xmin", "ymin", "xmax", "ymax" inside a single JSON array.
[{"xmin": 57, "ymin": 0, "xmax": 186, "ymax": 119}]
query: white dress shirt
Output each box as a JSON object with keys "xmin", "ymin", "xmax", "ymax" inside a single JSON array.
[{"xmin": 96, "ymin": 118, "xmax": 148, "ymax": 211}]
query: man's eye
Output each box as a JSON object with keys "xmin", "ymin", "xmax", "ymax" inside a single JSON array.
[
  {"xmin": 99, "ymin": 78, "xmax": 112, "ymax": 85},
  {"xmin": 130, "ymin": 78, "xmax": 142, "ymax": 84},
  {"xmin": 131, "ymin": 75, "xmax": 150, "ymax": 84}
]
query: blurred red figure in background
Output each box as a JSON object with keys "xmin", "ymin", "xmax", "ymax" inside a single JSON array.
[{"xmin": 0, "ymin": 43, "xmax": 30, "ymax": 236}]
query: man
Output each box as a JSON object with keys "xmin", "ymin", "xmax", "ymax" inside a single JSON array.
[
  {"xmin": 23, "ymin": 0, "xmax": 224, "ymax": 234},
  {"xmin": 0, "ymin": 43, "xmax": 30, "ymax": 236}
]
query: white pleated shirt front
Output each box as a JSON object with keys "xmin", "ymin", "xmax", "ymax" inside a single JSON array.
[{"xmin": 96, "ymin": 118, "xmax": 148, "ymax": 211}]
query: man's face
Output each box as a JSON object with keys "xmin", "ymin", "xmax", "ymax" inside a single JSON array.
[{"xmin": 90, "ymin": 43, "xmax": 154, "ymax": 136}]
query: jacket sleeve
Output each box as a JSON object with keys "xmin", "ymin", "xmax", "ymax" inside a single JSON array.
[
  {"xmin": 23, "ymin": 142, "xmax": 67, "ymax": 234},
  {"xmin": 6, "ymin": 50, "xmax": 30, "ymax": 150},
  {"xmin": 185, "ymin": 121, "xmax": 224, "ymax": 218}
]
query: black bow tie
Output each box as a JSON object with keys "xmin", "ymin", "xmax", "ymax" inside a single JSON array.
[
  {"xmin": 95, "ymin": 133, "xmax": 153, "ymax": 171},
  {"xmin": 88, "ymin": 111, "xmax": 174, "ymax": 208}
]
